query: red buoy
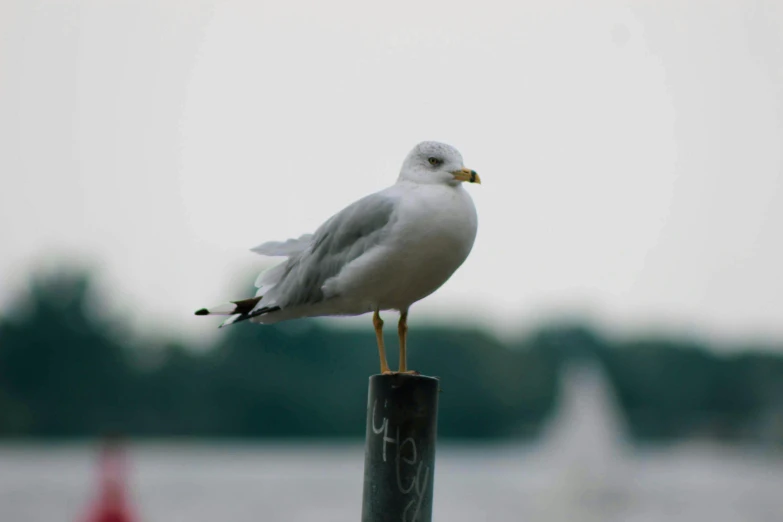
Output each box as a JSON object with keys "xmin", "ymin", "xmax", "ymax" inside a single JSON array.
[{"xmin": 83, "ymin": 437, "xmax": 136, "ymax": 522}]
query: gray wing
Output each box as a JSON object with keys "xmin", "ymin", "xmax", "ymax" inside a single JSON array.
[{"xmin": 265, "ymin": 193, "xmax": 397, "ymax": 308}]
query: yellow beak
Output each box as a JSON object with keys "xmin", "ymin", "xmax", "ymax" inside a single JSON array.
[{"xmin": 452, "ymin": 168, "xmax": 481, "ymax": 184}]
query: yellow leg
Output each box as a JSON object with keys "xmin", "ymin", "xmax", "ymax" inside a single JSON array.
[
  {"xmin": 398, "ymin": 311, "xmax": 409, "ymax": 373},
  {"xmin": 373, "ymin": 310, "xmax": 391, "ymax": 374}
]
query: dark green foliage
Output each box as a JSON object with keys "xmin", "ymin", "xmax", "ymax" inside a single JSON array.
[{"xmin": 1, "ymin": 268, "xmax": 782, "ymax": 442}]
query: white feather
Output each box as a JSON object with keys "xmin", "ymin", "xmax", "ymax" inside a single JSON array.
[
  {"xmin": 200, "ymin": 302, "xmax": 240, "ymax": 315},
  {"xmin": 250, "ymin": 234, "xmax": 313, "ymax": 256},
  {"xmin": 219, "ymin": 314, "xmax": 242, "ymax": 328}
]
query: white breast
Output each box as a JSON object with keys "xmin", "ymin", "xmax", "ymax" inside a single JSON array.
[{"xmin": 333, "ymin": 183, "xmax": 478, "ymax": 311}]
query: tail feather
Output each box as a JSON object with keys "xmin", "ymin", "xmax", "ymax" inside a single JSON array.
[
  {"xmin": 194, "ymin": 296, "xmax": 281, "ymax": 328},
  {"xmin": 194, "ymin": 296, "xmax": 263, "ymax": 317},
  {"xmin": 218, "ymin": 305, "xmax": 281, "ymax": 328}
]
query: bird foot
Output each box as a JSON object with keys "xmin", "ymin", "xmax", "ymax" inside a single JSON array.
[{"xmin": 380, "ymin": 370, "xmax": 421, "ymax": 376}]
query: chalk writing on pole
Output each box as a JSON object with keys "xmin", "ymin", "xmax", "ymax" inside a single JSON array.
[{"xmin": 371, "ymin": 400, "xmax": 431, "ymax": 522}]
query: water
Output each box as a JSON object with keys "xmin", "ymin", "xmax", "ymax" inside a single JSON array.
[
  {"xmin": 2, "ymin": 362, "xmax": 782, "ymax": 521},
  {"xmin": 1, "ymin": 441, "xmax": 782, "ymax": 522}
]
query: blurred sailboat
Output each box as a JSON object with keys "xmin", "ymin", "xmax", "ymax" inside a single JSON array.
[
  {"xmin": 539, "ymin": 359, "xmax": 630, "ymax": 469},
  {"xmin": 531, "ymin": 359, "xmax": 631, "ymax": 521}
]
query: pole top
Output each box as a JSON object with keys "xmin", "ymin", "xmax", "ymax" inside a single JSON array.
[{"xmin": 368, "ymin": 373, "xmax": 440, "ymax": 384}]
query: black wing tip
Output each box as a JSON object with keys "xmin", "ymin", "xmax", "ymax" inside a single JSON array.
[
  {"xmin": 253, "ymin": 305, "xmax": 282, "ymax": 317},
  {"xmin": 194, "ymin": 308, "xmax": 210, "ymax": 316}
]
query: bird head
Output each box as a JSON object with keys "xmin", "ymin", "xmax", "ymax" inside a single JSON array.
[{"xmin": 398, "ymin": 141, "xmax": 481, "ymax": 187}]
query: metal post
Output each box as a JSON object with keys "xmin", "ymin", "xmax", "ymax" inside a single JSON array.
[{"xmin": 361, "ymin": 373, "xmax": 439, "ymax": 522}]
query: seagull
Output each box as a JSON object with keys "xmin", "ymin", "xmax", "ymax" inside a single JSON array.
[{"xmin": 195, "ymin": 141, "xmax": 481, "ymax": 374}]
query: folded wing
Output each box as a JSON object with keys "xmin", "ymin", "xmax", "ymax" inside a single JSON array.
[{"xmin": 252, "ymin": 193, "xmax": 397, "ymax": 311}]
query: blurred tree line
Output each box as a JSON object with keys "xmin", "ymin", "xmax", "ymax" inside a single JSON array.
[{"xmin": 1, "ymin": 268, "xmax": 782, "ymax": 444}]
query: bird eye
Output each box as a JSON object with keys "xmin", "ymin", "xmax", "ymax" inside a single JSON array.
[{"xmin": 427, "ymin": 157, "xmax": 442, "ymax": 166}]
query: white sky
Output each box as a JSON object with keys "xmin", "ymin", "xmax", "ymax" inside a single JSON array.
[{"xmin": 1, "ymin": 0, "xmax": 782, "ymax": 348}]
